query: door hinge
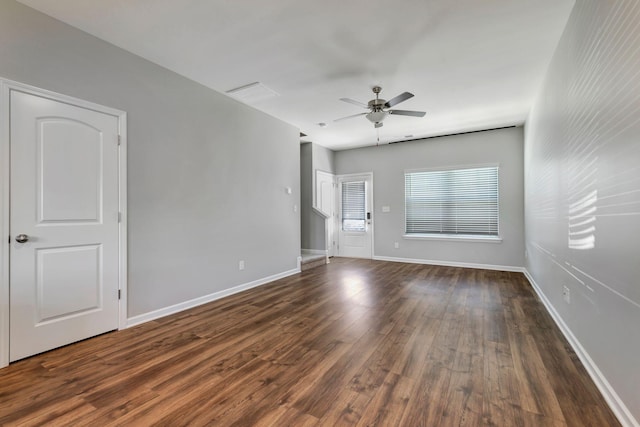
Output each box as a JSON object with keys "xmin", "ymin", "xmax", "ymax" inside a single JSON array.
[
  {"xmin": 118, "ymin": 211, "xmax": 122, "ymax": 223},
  {"xmin": 118, "ymin": 289, "xmax": 121, "ymax": 300},
  {"xmin": 117, "ymin": 135, "xmax": 121, "ymax": 146}
]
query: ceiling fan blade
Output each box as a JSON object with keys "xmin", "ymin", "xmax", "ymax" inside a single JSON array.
[
  {"xmin": 384, "ymin": 92, "xmax": 414, "ymax": 108},
  {"xmin": 334, "ymin": 112, "xmax": 367, "ymax": 122},
  {"xmin": 388, "ymin": 109, "xmax": 426, "ymax": 117},
  {"xmin": 340, "ymin": 98, "xmax": 368, "ymax": 108}
]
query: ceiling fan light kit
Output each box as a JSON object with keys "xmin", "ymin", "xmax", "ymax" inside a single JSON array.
[
  {"xmin": 334, "ymin": 86, "xmax": 426, "ymax": 128},
  {"xmin": 366, "ymin": 110, "xmax": 388, "ymax": 126}
]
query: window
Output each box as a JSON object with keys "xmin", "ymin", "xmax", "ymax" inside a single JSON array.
[
  {"xmin": 342, "ymin": 181, "xmax": 366, "ymax": 231},
  {"xmin": 405, "ymin": 166, "xmax": 499, "ymax": 237}
]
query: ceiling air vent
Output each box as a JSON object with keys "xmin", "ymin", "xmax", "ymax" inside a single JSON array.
[{"xmin": 225, "ymin": 82, "xmax": 279, "ymax": 104}]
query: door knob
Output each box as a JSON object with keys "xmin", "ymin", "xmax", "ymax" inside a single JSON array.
[{"xmin": 15, "ymin": 234, "xmax": 29, "ymax": 243}]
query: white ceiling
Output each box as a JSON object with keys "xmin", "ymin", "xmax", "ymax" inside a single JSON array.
[{"xmin": 18, "ymin": 0, "xmax": 574, "ymax": 150}]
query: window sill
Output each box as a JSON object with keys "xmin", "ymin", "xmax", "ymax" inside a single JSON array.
[{"xmin": 403, "ymin": 234, "xmax": 503, "ymax": 243}]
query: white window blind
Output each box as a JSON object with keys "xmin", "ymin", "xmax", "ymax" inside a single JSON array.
[
  {"xmin": 405, "ymin": 166, "xmax": 499, "ymax": 236},
  {"xmin": 342, "ymin": 181, "xmax": 366, "ymax": 232}
]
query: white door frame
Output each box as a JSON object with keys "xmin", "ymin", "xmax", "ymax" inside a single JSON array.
[
  {"xmin": 336, "ymin": 172, "xmax": 374, "ymax": 258},
  {"xmin": 0, "ymin": 79, "xmax": 128, "ymax": 368}
]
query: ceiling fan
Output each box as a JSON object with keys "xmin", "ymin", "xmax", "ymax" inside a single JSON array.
[{"xmin": 334, "ymin": 86, "xmax": 426, "ymax": 128}]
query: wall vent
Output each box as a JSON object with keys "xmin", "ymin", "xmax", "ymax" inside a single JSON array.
[{"xmin": 225, "ymin": 82, "xmax": 279, "ymax": 104}]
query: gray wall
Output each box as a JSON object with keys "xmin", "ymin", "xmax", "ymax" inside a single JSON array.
[
  {"xmin": 525, "ymin": 0, "xmax": 640, "ymax": 423},
  {"xmin": 312, "ymin": 143, "xmax": 335, "ymax": 176},
  {"xmin": 300, "ymin": 142, "xmax": 314, "ymax": 250},
  {"xmin": 0, "ymin": 0, "xmax": 300, "ymax": 318},
  {"xmin": 335, "ymin": 127, "xmax": 524, "ymax": 269},
  {"xmin": 300, "ymin": 142, "xmax": 335, "ymax": 251}
]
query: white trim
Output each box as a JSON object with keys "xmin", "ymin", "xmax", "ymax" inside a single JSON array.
[
  {"xmin": 302, "ymin": 248, "xmax": 327, "ymax": 256},
  {"xmin": 373, "ymin": 255, "xmax": 524, "ymax": 273},
  {"xmin": 0, "ymin": 81, "xmax": 10, "ymax": 368},
  {"xmin": 126, "ymin": 267, "xmax": 301, "ymax": 328},
  {"xmin": 336, "ymin": 172, "xmax": 374, "ymax": 182},
  {"xmin": 117, "ymin": 113, "xmax": 128, "ymax": 330},
  {"xmin": 403, "ymin": 165, "xmax": 500, "ymax": 238},
  {"xmin": 2, "ymin": 80, "xmax": 126, "ymax": 117},
  {"xmin": 336, "ymin": 172, "xmax": 375, "ymax": 259},
  {"xmin": 523, "ymin": 270, "xmax": 639, "ymax": 427},
  {"xmin": 0, "ymin": 78, "xmax": 128, "ymax": 368},
  {"xmin": 311, "ymin": 206, "xmax": 329, "ymax": 219}
]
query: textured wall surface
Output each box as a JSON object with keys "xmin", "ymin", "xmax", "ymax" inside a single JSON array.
[{"xmin": 525, "ymin": 1, "xmax": 640, "ymax": 424}]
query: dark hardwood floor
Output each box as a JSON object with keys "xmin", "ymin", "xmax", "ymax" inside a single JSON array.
[{"xmin": 0, "ymin": 258, "xmax": 620, "ymax": 426}]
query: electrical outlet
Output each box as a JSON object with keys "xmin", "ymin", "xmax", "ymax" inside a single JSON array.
[
  {"xmin": 239, "ymin": 260, "xmax": 245, "ymax": 271},
  {"xmin": 394, "ymin": 242, "xmax": 399, "ymax": 249},
  {"xmin": 562, "ymin": 285, "xmax": 570, "ymax": 304}
]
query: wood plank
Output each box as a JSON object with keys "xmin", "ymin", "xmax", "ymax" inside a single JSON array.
[
  {"xmin": 355, "ymin": 372, "xmax": 414, "ymax": 427},
  {"xmin": 0, "ymin": 259, "xmax": 621, "ymax": 426}
]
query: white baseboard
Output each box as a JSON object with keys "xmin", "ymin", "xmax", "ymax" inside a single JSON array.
[
  {"xmin": 373, "ymin": 255, "xmax": 524, "ymax": 273},
  {"xmin": 126, "ymin": 267, "xmax": 300, "ymax": 328},
  {"xmin": 302, "ymin": 248, "xmax": 327, "ymax": 256},
  {"xmin": 523, "ymin": 270, "xmax": 639, "ymax": 427}
]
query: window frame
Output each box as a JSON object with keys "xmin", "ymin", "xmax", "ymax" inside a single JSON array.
[{"xmin": 403, "ymin": 163, "xmax": 502, "ymax": 243}]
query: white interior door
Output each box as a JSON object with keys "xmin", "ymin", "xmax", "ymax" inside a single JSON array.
[
  {"xmin": 9, "ymin": 89, "xmax": 121, "ymax": 362},
  {"xmin": 337, "ymin": 174, "xmax": 373, "ymax": 259},
  {"xmin": 315, "ymin": 170, "xmax": 336, "ymax": 257}
]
